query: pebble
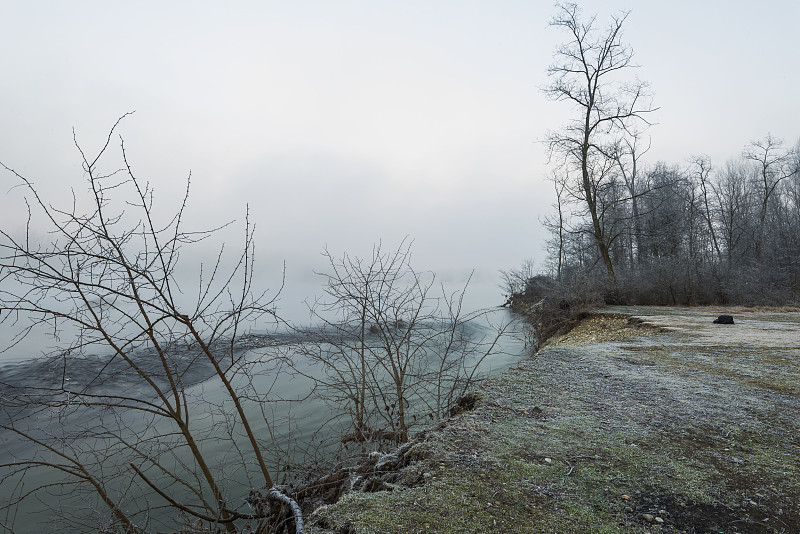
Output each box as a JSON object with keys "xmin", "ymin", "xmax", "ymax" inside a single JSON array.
[
  {"xmin": 544, "ymin": 457, "xmax": 553, "ymax": 464},
  {"xmin": 654, "ymin": 517, "xmax": 664, "ymax": 524},
  {"xmin": 621, "ymin": 494, "xmax": 631, "ymax": 500},
  {"xmin": 642, "ymin": 513, "xmax": 654, "ymax": 522}
]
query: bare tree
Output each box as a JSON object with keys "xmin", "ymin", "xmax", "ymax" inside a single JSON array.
[
  {"xmin": 291, "ymin": 242, "xmax": 513, "ymax": 448},
  {"xmin": 539, "ymin": 174, "xmax": 568, "ymax": 282},
  {"xmin": 692, "ymin": 155, "xmax": 722, "ymax": 263},
  {"xmin": 0, "ymin": 116, "xmax": 302, "ymax": 533},
  {"xmin": 742, "ymin": 134, "xmax": 796, "ymax": 263},
  {"xmin": 784, "ymin": 141, "xmax": 800, "ymax": 297},
  {"xmin": 500, "ymin": 257, "xmax": 538, "ymax": 299},
  {"xmin": 783, "ymin": 204, "xmax": 800, "ymax": 297},
  {"xmin": 611, "ymin": 132, "xmax": 651, "ymax": 266},
  {"xmin": 545, "ymin": 2, "xmax": 657, "ymax": 284},
  {"xmin": 714, "ymin": 158, "xmax": 755, "ymax": 266}
]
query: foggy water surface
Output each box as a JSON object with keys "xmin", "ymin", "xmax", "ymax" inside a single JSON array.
[{"xmin": 0, "ymin": 285, "xmax": 528, "ymax": 533}]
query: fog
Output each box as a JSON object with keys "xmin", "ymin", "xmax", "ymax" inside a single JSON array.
[{"xmin": 2, "ymin": 1, "xmax": 799, "ymax": 328}]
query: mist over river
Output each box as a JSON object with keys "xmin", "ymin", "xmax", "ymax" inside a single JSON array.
[{"xmin": 0, "ymin": 274, "xmax": 528, "ymax": 533}]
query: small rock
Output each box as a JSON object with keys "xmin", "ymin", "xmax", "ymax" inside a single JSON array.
[
  {"xmin": 621, "ymin": 494, "xmax": 631, "ymax": 500},
  {"xmin": 654, "ymin": 517, "xmax": 664, "ymax": 524},
  {"xmin": 658, "ymin": 509, "xmax": 667, "ymax": 515},
  {"xmin": 642, "ymin": 513, "xmax": 655, "ymax": 522},
  {"xmin": 544, "ymin": 457, "xmax": 553, "ymax": 464}
]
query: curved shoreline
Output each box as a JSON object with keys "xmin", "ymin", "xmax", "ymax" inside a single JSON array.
[{"xmin": 306, "ymin": 306, "xmax": 800, "ymax": 533}]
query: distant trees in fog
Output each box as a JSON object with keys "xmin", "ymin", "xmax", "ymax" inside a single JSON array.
[
  {"xmin": 540, "ymin": 131, "xmax": 800, "ymax": 305},
  {"xmin": 535, "ymin": 3, "xmax": 800, "ymax": 306}
]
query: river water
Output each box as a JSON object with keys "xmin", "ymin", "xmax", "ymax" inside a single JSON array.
[{"xmin": 0, "ymin": 302, "xmax": 530, "ymax": 533}]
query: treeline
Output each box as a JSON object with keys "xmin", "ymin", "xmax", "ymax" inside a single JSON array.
[
  {"xmin": 541, "ymin": 135, "xmax": 800, "ymax": 306},
  {"xmin": 521, "ymin": 3, "xmax": 800, "ymax": 308}
]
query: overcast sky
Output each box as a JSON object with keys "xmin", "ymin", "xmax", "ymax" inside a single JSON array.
[{"xmin": 1, "ymin": 1, "xmax": 798, "ymax": 316}]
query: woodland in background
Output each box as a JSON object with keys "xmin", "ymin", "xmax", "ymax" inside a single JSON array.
[
  {"xmin": 508, "ymin": 3, "xmax": 800, "ymax": 311},
  {"xmin": 535, "ymin": 134, "xmax": 800, "ymax": 307}
]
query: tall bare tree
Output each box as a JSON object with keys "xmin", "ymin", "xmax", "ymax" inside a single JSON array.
[
  {"xmin": 545, "ymin": 2, "xmax": 656, "ymax": 285},
  {"xmin": 692, "ymin": 155, "xmax": 722, "ymax": 263},
  {"xmin": 611, "ymin": 132, "xmax": 650, "ymax": 266},
  {"xmin": 714, "ymin": 158, "xmax": 754, "ymax": 265},
  {"xmin": 742, "ymin": 134, "xmax": 796, "ymax": 263},
  {"xmin": 539, "ymin": 174, "xmax": 569, "ymax": 282}
]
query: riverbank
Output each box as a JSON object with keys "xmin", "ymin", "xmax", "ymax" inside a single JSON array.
[{"xmin": 304, "ymin": 306, "xmax": 800, "ymax": 533}]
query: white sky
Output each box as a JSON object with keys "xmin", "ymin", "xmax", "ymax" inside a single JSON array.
[{"xmin": 1, "ymin": 1, "xmax": 798, "ymax": 316}]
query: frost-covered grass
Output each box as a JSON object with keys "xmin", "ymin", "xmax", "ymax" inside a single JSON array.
[{"xmin": 309, "ymin": 310, "xmax": 800, "ymax": 534}]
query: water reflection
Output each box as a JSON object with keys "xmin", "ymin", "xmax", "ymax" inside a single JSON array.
[{"xmin": 0, "ymin": 308, "xmax": 529, "ymax": 532}]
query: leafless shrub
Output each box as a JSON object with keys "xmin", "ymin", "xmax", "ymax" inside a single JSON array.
[
  {"xmin": 0, "ymin": 115, "xmax": 300, "ymax": 533},
  {"xmin": 287, "ymin": 241, "xmax": 515, "ymax": 450}
]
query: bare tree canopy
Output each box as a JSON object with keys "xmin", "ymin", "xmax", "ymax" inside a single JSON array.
[
  {"xmin": 0, "ymin": 116, "xmax": 305, "ymax": 533},
  {"xmin": 517, "ymin": 4, "xmax": 800, "ymax": 309},
  {"xmin": 545, "ymin": 2, "xmax": 657, "ymax": 284},
  {"xmin": 289, "ymin": 240, "xmax": 515, "ymax": 447}
]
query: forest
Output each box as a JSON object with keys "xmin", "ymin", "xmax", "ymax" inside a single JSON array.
[
  {"xmin": 529, "ymin": 133, "xmax": 800, "ymax": 307},
  {"xmin": 509, "ymin": 3, "xmax": 800, "ymax": 308}
]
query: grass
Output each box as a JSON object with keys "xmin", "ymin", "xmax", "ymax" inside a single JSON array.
[{"xmin": 307, "ymin": 310, "xmax": 800, "ymax": 534}]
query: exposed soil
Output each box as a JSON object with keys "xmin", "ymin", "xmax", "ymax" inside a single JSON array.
[{"xmin": 306, "ymin": 306, "xmax": 800, "ymax": 534}]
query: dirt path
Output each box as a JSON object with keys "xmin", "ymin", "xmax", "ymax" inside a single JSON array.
[{"xmin": 310, "ymin": 307, "xmax": 800, "ymax": 534}]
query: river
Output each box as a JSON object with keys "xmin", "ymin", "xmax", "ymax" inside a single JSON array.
[{"xmin": 0, "ymin": 302, "xmax": 530, "ymax": 533}]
